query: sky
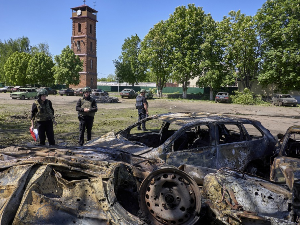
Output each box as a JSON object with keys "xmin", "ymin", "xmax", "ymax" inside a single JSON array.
[{"xmin": 1, "ymin": 0, "xmax": 266, "ymax": 79}]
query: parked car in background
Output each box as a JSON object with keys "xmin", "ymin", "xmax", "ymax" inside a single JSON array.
[
  {"xmin": 10, "ymin": 88, "xmax": 37, "ymax": 100},
  {"xmin": 215, "ymin": 92, "xmax": 230, "ymax": 103},
  {"xmin": 92, "ymin": 89, "xmax": 108, "ymax": 96},
  {"xmin": 145, "ymin": 90, "xmax": 153, "ymax": 99},
  {"xmin": 120, "ymin": 89, "xmax": 137, "ymax": 99},
  {"xmin": 37, "ymin": 87, "xmax": 57, "ymax": 95},
  {"xmin": 59, "ymin": 88, "xmax": 74, "ymax": 96},
  {"xmin": 74, "ymin": 88, "xmax": 83, "ymax": 96},
  {"xmin": 0, "ymin": 86, "xmax": 14, "ymax": 93},
  {"xmin": 11, "ymin": 86, "xmax": 22, "ymax": 92},
  {"xmin": 272, "ymin": 94, "xmax": 297, "ymax": 107}
]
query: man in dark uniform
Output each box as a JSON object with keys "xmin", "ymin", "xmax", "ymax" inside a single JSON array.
[
  {"xmin": 136, "ymin": 89, "xmax": 149, "ymax": 131},
  {"xmin": 30, "ymin": 88, "xmax": 57, "ymax": 146},
  {"xmin": 76, "ymin": 87, "xmax": 98, "ymax": 146}
]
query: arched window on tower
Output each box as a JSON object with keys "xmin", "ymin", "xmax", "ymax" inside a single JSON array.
[
  {"xmin": 78, "ymin": 23, "xmax": 81, "ymax": 32},
  {"xmin": 91, "ymin": 59, "xmax": 93, "ymax": 69},
  {"xmin": 90, "ymin": 24, "xmax": 92, "ymax": 34},
  {"xmin": 77, "ymin": 41, "xmax": 81, "ymax": 51}
]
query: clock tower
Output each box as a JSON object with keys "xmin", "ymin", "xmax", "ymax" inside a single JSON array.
[{"xmin": 70, "ymin": 4, "xmax": 98, "ymax": 89}]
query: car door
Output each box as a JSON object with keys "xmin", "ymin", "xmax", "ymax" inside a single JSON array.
[
  {"xmin": 215, "ymin": 122, "xmax": 261, "ymax": 171},
  {"xmin": 163, "ymin": 123, "xmax": 218, "ymax": 168}
]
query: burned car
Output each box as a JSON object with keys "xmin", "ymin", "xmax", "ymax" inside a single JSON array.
[
  {"xmin": 88, "ymin": 112, "xmax": 277, "ymax": 178},
  {"xmin": 0, "ymin": 145, "xmax": 201, "ymax": 224},
  {"xmin": 270, "ymin": 126, "xmax": 300, "ymax": 200}
]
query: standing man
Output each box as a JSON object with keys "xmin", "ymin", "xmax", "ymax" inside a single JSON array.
[
  {"xmin": 76, "ymin": 87, "xmax": 98, "ymax": 146},
  {"xmin": 31, "ymin": 88, "xmax": 56, "ymax": 146},
  {"xmin": 136, "ymin": 89, "xmax": 149, "ymax": 131}
]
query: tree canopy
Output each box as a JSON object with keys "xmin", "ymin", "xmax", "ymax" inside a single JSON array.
[{"xmin": 53, "ymin": 45, "xmax": 83, "ymax": 86}]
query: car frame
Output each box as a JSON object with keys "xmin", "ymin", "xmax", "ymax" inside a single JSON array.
[
  {"xmin": 88, "ymin": 112, "xmax": 277, "ymax": 177},
  {"xmin": 215, "ymin": 92, "xmax": 230, "ymax": 103},
  {"xmin": 120, "ymin": 89, "xmax": 137, "ymax": 99},
  {"xmin": 10, "ymin": 88, "xmax": 37, "ymax": 100},
  {"xmin": 272, "ymin": 94, "xmax": 297, "ymax": 107},
  {"xmin": 59, "ymin": 88, "xmax": 74, "ymax": 96},
  {"xmin": 74, "ymin": 88, "xmax": 83, "ymax": 96}
]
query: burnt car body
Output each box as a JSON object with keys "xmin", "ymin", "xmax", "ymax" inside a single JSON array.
[
  {"xmin": 272, "ymin": 94, "xmax": 297, "ymax": 107},
  {"xmin": 59, "ymin": 88, "xmax": 74, "ymax": 96},
  {"xmin": 0, "ymin": 86, "xmax": 14, "ymax": 93},
  {"xmin": 0, "ymin": 145, "xmax": 201, "ymax": 224},
  {"xmin": 120, "ymin": 89, "xmax": 137, "ymax": 99},
  {"xmin": 88, "ymin": 112, "xmax": 277, "ymax": 177},
  {"xmin": 215, "ymin": 92, "xmax": 230, "ymax": 103},
  {"xmin": 91, "ymin": 91, "xmax": 119, "ymax": 103},
  {"xmin": 270, "ymin": 126, "xmax": 300, "ymax": 200}
]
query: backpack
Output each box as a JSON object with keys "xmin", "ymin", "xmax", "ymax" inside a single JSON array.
[{"xmin": 136, "ymin": 96, "xmax": 144, "ymax": 109}]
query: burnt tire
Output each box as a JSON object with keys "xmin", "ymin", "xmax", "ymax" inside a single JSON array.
[
  {"xmin": 278, "ymin": 101, "xmax": 283, "ymax": 106},
  {"xmin": 139, "ymin": 167, "xmax": 201, "ymax": 225},
  {"xmin": 21, "ymin": 95, "xmax": 25, "ymax": 100}
]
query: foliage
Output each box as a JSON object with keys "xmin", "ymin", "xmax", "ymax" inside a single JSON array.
[
  {"xmin": 140, "ymin": 20, "xmax": 172, "ymax": 97},
  {"xmin": 114, "ymin": 34, "xmax": 147, "ymax": 86},
  {"xmin": 53, "ymin": 45, "xmax": 83, "ymax": 86},
  {"xmin": 4, "ymin": 52, "xmax": 32, "ymax": 86},
  {"xmin": 218, "ymin": 11, "xmax": 260, "ymax": 90},
  {"xmin": 231, "ymin": 88, "xmax": 265, "ymax": 105},
  {"xmin": 107, "ymin": 74, "xmax": 116, "ymax": 82},
  {"xmin": 166, "ymin": 4, "xmax": 218, "ymax": 98},
  {"xmin": 255, "ymin": 0, "xmax": 300, "ymax": 92},
  {"xmin": 0, "ymin": 37, "xmax": 31, "ymax": 84},
  {"xmin": 30, "ymin": 43, "xmax": 52, "ymax": 57},
  {"xmin": 27, "ymin": 52, "xmax": 55, "ymax": 86}
]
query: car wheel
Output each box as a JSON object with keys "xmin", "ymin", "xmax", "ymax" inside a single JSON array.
[
  {"xmin": 139, "ymin": 167, "xmax": 201, "ymax": 225},
  {"xmin": 21, "ymin": 95, "xmax": 25, "ymax": 100},
  {"xmin": 278, "ymin": 101, "xmax": 283, "ymax": 106},
  {"xmin": 60, "ymin": 94, "xmax": 63, "ymax": 96}
]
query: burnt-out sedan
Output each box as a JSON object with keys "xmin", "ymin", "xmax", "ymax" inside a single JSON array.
[{"xmin": 88, "ymin": 112, "xmax": 277, "ymax": 177}]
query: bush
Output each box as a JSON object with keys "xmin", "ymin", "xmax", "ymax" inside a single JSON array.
[{"xmin": 231, "ymin": 88, "xmax": 265, "ymax": 105}]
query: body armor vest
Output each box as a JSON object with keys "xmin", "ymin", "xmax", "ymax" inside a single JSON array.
[
  {"xmin": 34, "ymin": 100, "xmax": 53, "ymax": 121},
  {"xmin": 78, "ymin": 98, "xmax": 95, "ymax": 117},
  {"xmin": 136, "ymin": 96, "xmax": 144, "ymax": 109}
]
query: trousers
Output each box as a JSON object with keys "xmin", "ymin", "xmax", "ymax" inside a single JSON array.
[
  {"xmin": 36, "ymin": 120, "xmax": 55, "ymax": 145},
  {"xmin": 79, "ymin": 116, "xmax": 94, "ymax": 146}
]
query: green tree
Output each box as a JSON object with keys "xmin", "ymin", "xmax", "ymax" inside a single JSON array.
[
  {"xmin": 30, "ymin": 43, "xmax": 52, "ymax": 57},
  {"xmin": 141, "ymin": 20, "xmax": 172, "ymax": 98},
  {"xmin": 219, "ymin": 11, "xmax": 260, "ymax": 91},
  {"xmin": 166, "ymin": 4, "xmax": 214, "ymax": 98},
  {"xmin": 27, "ymin": 52, "xmax": 55, "ymax": 86},
  {"xmin": 107, "ymin": 74, "xmax": 116, "ymax": 82},
  {"xmin": 53, "ymin": 45, "xmax": 83, "ymax": 86},
  {"xmin": 114, "ymin": 34, "xmax": 146, "ymax": 86},
  {"xmin": 0, "ymin": 37, "xmax": 31, "ymax": 84},
  {"xmin": 4, "ymin": 52, "xmax": 31, "ymax": 86},
  {"xmin": 255, "ymin": 0, "xmax": 300, "ymax": 92}
]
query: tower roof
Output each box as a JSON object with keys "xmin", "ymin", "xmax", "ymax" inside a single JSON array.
[{"xmin": 71, "ymin": 4, "xmax": 98, "ymax": 13}]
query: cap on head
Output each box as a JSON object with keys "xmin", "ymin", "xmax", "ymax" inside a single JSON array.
[
  {"xmin": 82, "ymin": 87, "xmax": 92, "ymax": 93},
  {"xmin": 140, "ymin": 89, "xmax": 146, "ymax": 93},
  {"xmin": 37, "ymin": 88, "xmax": 48, "ymax": 97}
]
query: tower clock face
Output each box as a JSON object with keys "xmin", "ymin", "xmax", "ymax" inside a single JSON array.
[{"xmin": 77, "ymin": 10, "xmax": 82, "ymax": 16}]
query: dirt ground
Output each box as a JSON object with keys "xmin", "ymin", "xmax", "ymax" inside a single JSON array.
[{"xmin": 1, "ymin": 92, "xmax": 300, "ymax": 146}]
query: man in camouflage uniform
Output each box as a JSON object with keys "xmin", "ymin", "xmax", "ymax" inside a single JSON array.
[
  {"xmin": 31, "ymin": 88, "xmax": 56, "ymax": 145},
  {"xmin": 76, "ymin": 87, "xmax": 98, "ymax": 146}
]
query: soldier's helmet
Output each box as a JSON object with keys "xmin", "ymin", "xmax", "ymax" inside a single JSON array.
[
  {"xmin": 82, "ymin": 87, "xmax": 92, "ymax": 93},
  {"xmin": 37, "ymin": 88, "xmax": 48, "ymax": 97}
]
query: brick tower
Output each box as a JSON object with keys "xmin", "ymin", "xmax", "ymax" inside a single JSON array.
[{"xmin": 70, "ymin": 4, "xmax": 97, "ymax": 89}]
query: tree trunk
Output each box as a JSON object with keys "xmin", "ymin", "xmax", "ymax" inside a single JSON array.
[{"xmin": 182, "ymin": 81, "xmax": 188, "ymax": 99}]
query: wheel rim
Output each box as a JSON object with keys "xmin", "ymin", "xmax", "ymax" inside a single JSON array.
[{"xmin": 139, "ymin": 167, "xmax": 201, "ymax": 225}]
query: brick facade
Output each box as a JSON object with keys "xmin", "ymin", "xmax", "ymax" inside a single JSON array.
[{"xmin": 70, "ymin": 5, "xmax": 98, "ymax": 89}]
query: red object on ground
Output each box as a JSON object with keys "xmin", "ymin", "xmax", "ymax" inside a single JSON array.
[{"xmin": 30, "ymin": 128, "xmax": 37, "ymax": 141}]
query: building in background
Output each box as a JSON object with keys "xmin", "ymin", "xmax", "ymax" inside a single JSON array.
[{"xmin": 70, "ymin": 4, "xmax": 98, "ymax": 89}]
